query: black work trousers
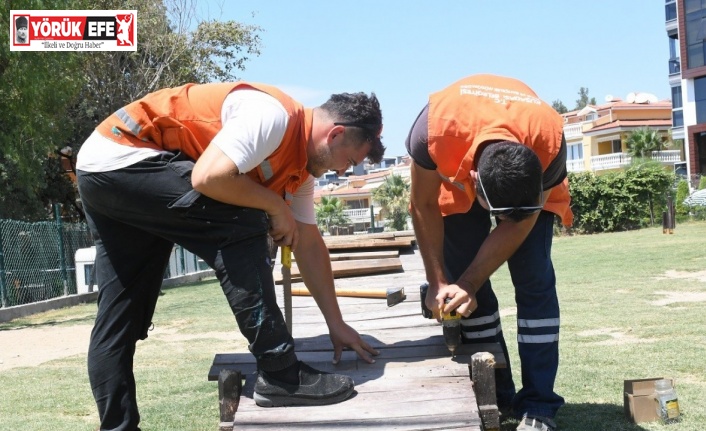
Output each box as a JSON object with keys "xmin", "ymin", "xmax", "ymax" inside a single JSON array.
[{"xmin": 77, "ymin": 152, "xmax": 297, "ymax": 431}]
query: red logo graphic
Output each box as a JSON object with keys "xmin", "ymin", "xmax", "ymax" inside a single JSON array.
[{"xmin": 115, "ymin": 13, "xmax": 134, "ymax": 46}]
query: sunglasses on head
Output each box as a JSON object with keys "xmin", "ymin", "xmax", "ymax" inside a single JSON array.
[
  {"xmin": 333, "ymin": 121, "xmax": 380, "ymax": 133},
  {"xmin": 477, "ymin": 173, "xmax": 543, "ymax": 217}
]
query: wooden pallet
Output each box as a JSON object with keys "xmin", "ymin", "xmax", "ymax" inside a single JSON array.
[{"xmin": 209, "ymin": 290, "xmax": 504, "ymax": 431}]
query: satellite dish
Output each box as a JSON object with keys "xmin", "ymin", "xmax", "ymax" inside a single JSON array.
[
  {"xmin": 635, "ymin": 93, "xmax": 649, "ymax": 104},
  {"xmin": 646, "ymin": 93, "xmax": 659, "ymax": 103},
  {"xmin": 605, "ymin": 94, "xmax": 615, "ymax": 102},
  {"xmin": 626, "ymin": 92, "xmax": 636, "ymax": 103}
]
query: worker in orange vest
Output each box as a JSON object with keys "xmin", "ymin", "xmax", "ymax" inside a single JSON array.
[
  {"xmin": 407, "ymin": 74, "xmax": 572, "ymax": 431},
  {"xmin": 76, "ymin": 82, "xmax": 384, "ymax": 430}
]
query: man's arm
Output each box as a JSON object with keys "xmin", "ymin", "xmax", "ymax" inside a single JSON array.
[
  {"xmin": 455, "ymin": 214, "xmax": 537, "ymax": 295},
  {"xmin": 409, "ymin": 162, "xmax": 447, "ymax": 287},
  {"xmin": 454, "ymin": 181, "xmax": 553, "ymax": 298},
  {"xmin": 293, "ymin": 222, "xmax": 378, "ymax": 364},
  {"xmin": 192, "ymin": 143, "xmax": 298, "ymax": 248},
  {"xmin": 410, "ymin": 162, "xmax": 473, "ymax": 316}
]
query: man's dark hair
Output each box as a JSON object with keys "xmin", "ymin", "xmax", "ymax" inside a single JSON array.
[
  {"xmin": 320, "ymin": 92, "xmax": 385, "ymax": 163},
  {"xmin": 475, "ymin": 141, "xmax": 543, "ymax": 221}
]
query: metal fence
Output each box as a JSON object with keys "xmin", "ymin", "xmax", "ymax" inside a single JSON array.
[
  {"xmin": 0, "ymin": 216, "xmax": 214, "ymax": 309},
  {"xmin": 0, "ymin": 218, "xmax": 94, "ymax": 308}
]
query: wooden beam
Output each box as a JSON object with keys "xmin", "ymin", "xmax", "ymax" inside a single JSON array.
[
  {"xmin": 274, "ymin": 258, "xmax": 402, "ymax": 284},
  {"xmin": 218, "ymin": 369, "xmax": 241, "ymax": 431},
  {"xmin": 325, "ymin": 237, "xmax": 415, "ymax": 251},
  {"xmin": 471, "ymin": 352, "xmax": 500, "ymax": 431},
  {"xmin": 327, "ymin": 250, "xmax": 400, "ymax": 261}
]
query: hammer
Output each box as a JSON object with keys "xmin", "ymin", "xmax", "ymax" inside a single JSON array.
[{"xmin": 290, "ymin": 286, "xmax": 406, "ymax": 307}]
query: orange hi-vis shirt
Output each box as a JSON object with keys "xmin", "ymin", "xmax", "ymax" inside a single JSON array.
[
  {"xmin": 95, "ymin": 82, "xmax": 312, "ymax": 201},
  {"xmin": 428, "ymin": 74, "xmax": 573, "ymax": 226}
]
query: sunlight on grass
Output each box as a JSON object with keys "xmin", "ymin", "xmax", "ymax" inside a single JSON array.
[{"xmin": 1, "ymin": 221, "xmax": 705, "ymax": 431}]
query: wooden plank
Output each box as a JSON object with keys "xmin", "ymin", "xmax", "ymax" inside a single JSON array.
[
  {"xmin": 274, "ymin": 257, "xmax": 403, "ymax": 284},
  {"xmin": 327, "ymin": 250, "xmax": 399, "ymax": 261},
  {"xmin": 208, "ymin": 341, "xmax": 504, "ymax": 381},
  {"xmin": 212, "ymin": 245, "xmax": 488, "ymax": 430},
  {"xmin": 225, "ymin": 360, "xmax": 481, "ymax": 430},
  {"xmin": 472, "ymin": 352, "xmax": 500, "ymax": 430},
  {"xmin": 324, "ymin": 237, "xmax": 416, "ymax": 251},
  {"xmin": 323, "ymin": 230, "xmax": 416, "ymax": 242},
  {"xmin": 218, "ymin": 369, "xmax": 241, "ymax": 423}
]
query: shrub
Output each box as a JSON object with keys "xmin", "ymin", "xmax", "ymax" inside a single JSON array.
[
  {"xmin": 568, "ymin": 163, "xmax": 674, "ymax": 234},
  {"xmin": 675, "ymin": 179, "xmax": 690, "ymax": 218}
]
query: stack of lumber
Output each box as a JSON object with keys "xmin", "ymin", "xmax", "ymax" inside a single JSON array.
[
  {"xmin": 274, "ymin": 249, "xmax": 402, "ymax": 284},
  {"xmin": 274, "ymin": 231, "xmax": 416, "ymax": 284},
  {"xmin": 323, "ymin": 230, "xmax": 416, "ymax": 252}
]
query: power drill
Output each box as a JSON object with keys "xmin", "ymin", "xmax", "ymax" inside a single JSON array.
[{"xmin": 420, "ymin": 283, "xmax": 462, "ymax": 356}]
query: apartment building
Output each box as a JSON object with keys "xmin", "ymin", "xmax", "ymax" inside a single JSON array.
[
  {"xmin": 562, "ymin": 96, "xmax": 678, "ymax": 174},
  {"xmin": 666, "ymin": 0, "xmax": 706, "ymax": 187}
]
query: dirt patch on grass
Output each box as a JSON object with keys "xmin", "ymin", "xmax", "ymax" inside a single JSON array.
[
  {"xmin": 0, "ymin": 321, "xmax": 244, "ymax": 371},
  {"xmin": 650, "ymin": 270, "xmax": 706, "ymax": 306},
  {"xmin": 0, "ymin": 324, "xmax": 92, "ymax": 371},
  {"xmin": 656, "ymin": 270, "xmax": 706, "ymax": 283},
  {"xmin": 577, "ymin": 327, "xmax": 658, "ymax": 346},
  {"xmin": 651, "ymin": 291, "xmax": 706, "ymax": 306}
]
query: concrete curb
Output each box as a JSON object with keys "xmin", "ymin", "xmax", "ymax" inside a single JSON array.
[{"xmin": 0, "ymin": 270, "xmax": 216, "ymax": 323}]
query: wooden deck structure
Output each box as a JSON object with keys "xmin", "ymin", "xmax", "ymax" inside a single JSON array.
[{"xmin": 208, "ymin": 243, "xmax": 504, "ymax": 430}]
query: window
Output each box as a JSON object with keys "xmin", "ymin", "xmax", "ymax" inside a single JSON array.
[
  {"xmin": 685, "ymin": 0, "xmax": 706, "ymax": 68},
  {"xmin": 672, "ymin": 86, "xmax": 683, "ymax": 108},
  {"xmin": 567, "ymin": 144, "xmax": 583, "ymax": 161},
  {"xmin": 345, "ymin": 199, "xmax": 369, "ymax": 210},
  {"xmin": 666, "ymin": 0, "xmax": 677, "ymax": 21},
  {"xmin": 672, "ymin": 85, "xmax": 684, "ymax": 128},
  {"xmin": 696, "ymin": 77, "xmax": 706, "ymax": 124},
  {"xmin": 611, "ymin": 139, "xmax": 622, "ymax": 154},
  {"xmin": 668, "ymin": 36, "xmax": 681, "ymax": 74}
]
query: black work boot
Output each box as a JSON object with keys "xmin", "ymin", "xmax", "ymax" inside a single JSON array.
[{"xmin": 254, "ymin": 361, "xmax": 354, "ymax": 407}]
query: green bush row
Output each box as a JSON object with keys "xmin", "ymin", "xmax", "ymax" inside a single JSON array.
[{"xmin": 567, "ymin": 162, "xmax": 681, "ymax": 234}]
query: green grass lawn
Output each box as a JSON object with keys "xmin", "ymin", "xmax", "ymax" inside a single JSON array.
[{"xmin": 1, "ymin": 221, "xmax": 705, "ymax": 431}]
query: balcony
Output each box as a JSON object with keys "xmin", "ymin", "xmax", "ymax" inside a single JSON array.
[
  {"xmin": 668, "ymin": 58, "xmax": 681, "ymax": 76},
  {"xmin": 563, "ymin": 123, "xmax": 584, "ymax": 140},
  {"xmin": 567, "ymin": 159, "xmax": 585, "ymax": 172},
  {"xmin": 343, "ymin": 207, "xmax": 381, "ymax": 223},
  {"xmin": 590, "ymin": 150, "xmax": 682, "ymax": 171}
]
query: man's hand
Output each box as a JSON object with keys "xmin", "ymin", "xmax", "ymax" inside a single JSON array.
[
  {"xmin": 268, "ymin": 204, "xmax": 299, "ymax": 251},
  {"xmin": 435, "ymin": 283, "xmax": 477, "ymax": 318},
  {"xmin": 328, "ymin": 320, "xmax": 379, "ymax": 365}
]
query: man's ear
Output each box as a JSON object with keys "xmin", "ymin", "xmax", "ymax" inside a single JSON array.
[{"xmin": 327, "ymin": 124, "xmax": 346, "ymax": 144}]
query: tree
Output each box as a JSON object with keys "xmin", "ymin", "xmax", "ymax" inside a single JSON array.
[
  {"xmin": 0, "ymin": 0, "xmax": 262, "ymax": 221},
  {"xmin": 551, "ymin": 99, "xmax": 568, "ymax": 114},
  {"xmin": 315, "ymin": 196, "xmax": 351, "ymax": 233},
  {"xmin": 626, "ymin": 127, "xmax": 669, "ymax": 159},
  {"xmin": 574, "ymin": 87, "xmax": 596, "ymax": 110},
  {"xmin": 0, "ymin": 0, "xmax": 86, "ymax": 221},
  {"xmin": 372, "ymin": 174, "xmax": 410, "ymax": 231}
]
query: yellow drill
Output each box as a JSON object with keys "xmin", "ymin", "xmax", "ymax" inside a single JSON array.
[{"xmin": 420, "ymin": 283, "xmax": 462, "ymax": 356}]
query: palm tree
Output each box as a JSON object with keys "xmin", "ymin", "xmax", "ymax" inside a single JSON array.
[
  {"xmin": 315, "ymin": 196, "xmax": 350, "ymax": 233},
  {"xmin": 372, "ymin": 174, "xmax": 410, "ymax": 231},
  {"xmin": 626, "ymin": 127, "xmax": 670, "ymax": 159}
]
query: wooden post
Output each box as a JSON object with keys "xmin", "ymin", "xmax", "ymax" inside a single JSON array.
[
  {"xmin": 218, "ymin": 369, "xmax": 242, "ymax": 431},
  {"xmin": 668, "ymin": 194, "xmax": 676, "ymax": 233},
  {"xmin": 471, "ymin": 352, "xmax": 500, "ymax": 431}
]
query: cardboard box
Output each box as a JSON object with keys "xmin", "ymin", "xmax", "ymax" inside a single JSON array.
[{"xmin": 624, "ymin": 377, "xmax": 674, "ymax": 424}]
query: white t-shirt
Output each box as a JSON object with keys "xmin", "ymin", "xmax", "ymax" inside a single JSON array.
[{"xmin": 76, "ymin": 89, "xmax": 316, "ymax": 224}]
